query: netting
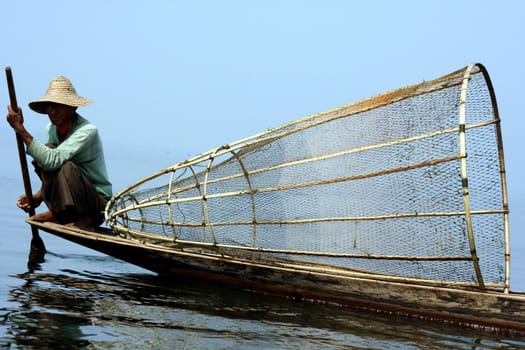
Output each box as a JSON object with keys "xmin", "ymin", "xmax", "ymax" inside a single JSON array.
[{"xmin": 106, "ymin": 63, "xmax": 510, "ymax": 291}]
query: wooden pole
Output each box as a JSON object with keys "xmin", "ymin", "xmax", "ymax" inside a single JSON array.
[{"xmin": 5, "ymin": 67, "xmax": 46, "ymax": 253}]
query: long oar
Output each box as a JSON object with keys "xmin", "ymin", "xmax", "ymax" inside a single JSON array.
[{"xmin": 5, "ymin": 67, "xmax": 46, "ymax": 253}]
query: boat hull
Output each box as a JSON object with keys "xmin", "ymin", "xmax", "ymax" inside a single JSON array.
[{"xmin": 28, "ymin": 220, "xmax": 525, "ymax": 336}]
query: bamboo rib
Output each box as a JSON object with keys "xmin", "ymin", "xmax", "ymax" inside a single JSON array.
[
  {"xmin": 119, "ymin": 208, "xmax": 507, "ymax": 230},
  {"xmin": 229, "ymin": 149, "xmax": 258, "ymax": 247},
  {"xmin": 477, "ymin": 64, "xmax": 511, "ymax": 293},
  {"xmin": 201, "ymin": 147, "xmax": 223, "ymax": 247},
  {"xmin": 115, "ymin": 225, "xmax": 471, "ymax": 261},
  {"xmin": 458, "ymin": 63, "xmax": 484, "ymax": 288},
  {"xmin": 109, "ymin": 154, "xmax": 462, "ymax": 219},
  {"xmin": 107, "ymin": 68, "xmax": 477, "ymax": 204},
  {"xmin": 110, "ymin": 119, "xmax": 496, "ymax": 210}
]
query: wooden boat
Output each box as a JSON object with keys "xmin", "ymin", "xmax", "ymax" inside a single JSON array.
[
  {"xmin": 27, "ymin": 219, "xmax": 525, "ymax": 335},
  {"xmin": 26, "ymin": 63, "xmax": 525, "ymax": 335}
]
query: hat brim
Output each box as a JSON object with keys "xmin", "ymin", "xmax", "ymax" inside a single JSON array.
[{"xmin": 29, "ymin": 96, "xmax": 92, "ymax": 114}]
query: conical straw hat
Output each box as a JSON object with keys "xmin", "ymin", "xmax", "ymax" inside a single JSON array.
[{"xmin": 29, "ymin": 76, "xmax": 92, "ymax": 114}]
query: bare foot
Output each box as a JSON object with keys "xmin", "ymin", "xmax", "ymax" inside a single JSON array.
[
  {"xmin": 64, "ymin": 217, "xmax": 94, "ymax": 232},
  {"xmin": 30, "ymin": 211, "xmax": 57, "ymax": 223}
]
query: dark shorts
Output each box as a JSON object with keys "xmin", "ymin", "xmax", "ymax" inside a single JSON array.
[{"xmin": 43, "ymin": 161, "xmax": 106, "ymax": 227}]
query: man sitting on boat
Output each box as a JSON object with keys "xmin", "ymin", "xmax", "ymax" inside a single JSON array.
[{"xmin": 6, "ymin": 76, "xmax": 112, "ymax": 230}]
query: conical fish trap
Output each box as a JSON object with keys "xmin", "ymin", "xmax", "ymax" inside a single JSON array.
[{"xmin": 106, "ymin": 63, "xmax": 510, "ymax": 291}]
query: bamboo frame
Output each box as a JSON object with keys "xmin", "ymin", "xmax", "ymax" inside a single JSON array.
[{"xmin": 106, "ymin": 64, "xmax": 511, "ymax": 292}]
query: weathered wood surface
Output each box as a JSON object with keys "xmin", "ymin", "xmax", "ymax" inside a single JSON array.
[{"xmin": 28, "ymin": 219, "xmax": 525, "ymax": 335}]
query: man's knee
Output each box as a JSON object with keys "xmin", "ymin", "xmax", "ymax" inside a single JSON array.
[{"xmin": 60, "ymin": 161, "xmax": 81, "ymax": 176}]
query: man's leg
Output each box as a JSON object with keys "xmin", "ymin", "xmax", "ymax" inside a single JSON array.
[{"xmin": 42, "ymin": 161, "xmax": 106, "ymax": 229}]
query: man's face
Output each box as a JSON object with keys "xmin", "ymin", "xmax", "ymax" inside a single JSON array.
[{"xmin": 44, "ymin": 103, "xmax": 77, "ymax": 126}]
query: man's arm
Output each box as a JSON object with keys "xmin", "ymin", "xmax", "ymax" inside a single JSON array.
[{"xmin": 6, "ymin": 105, "xmax": 34, "ymax": 146}]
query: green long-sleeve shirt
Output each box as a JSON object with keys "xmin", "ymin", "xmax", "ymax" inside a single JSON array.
[{"xmin": 26, "ymin": 114, "xmax": 112, "ymax": 200}]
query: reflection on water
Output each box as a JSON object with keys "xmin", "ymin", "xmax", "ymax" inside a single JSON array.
[{"xmin": 1, "ymin": 251, "xmax": 524, "ymax": 350}]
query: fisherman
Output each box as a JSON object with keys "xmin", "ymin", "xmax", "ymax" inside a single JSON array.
[{"xmin": 6, "ymin": 76, "xmax": 112, "ymax": 230}]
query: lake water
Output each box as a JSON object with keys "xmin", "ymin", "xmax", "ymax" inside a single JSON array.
[{"xmin": 1, "ymin": 145, "xmax": 524, "ymax": 349}]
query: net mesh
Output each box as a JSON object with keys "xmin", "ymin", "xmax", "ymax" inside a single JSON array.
[{"xmin": 106, "ymin": 64, "xmax": 509, "ymax": 290}]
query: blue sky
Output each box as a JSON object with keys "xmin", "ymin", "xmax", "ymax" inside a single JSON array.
[{"xmin": 2, "ymin": 1, "xmax": 524, "ymax": 286}]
